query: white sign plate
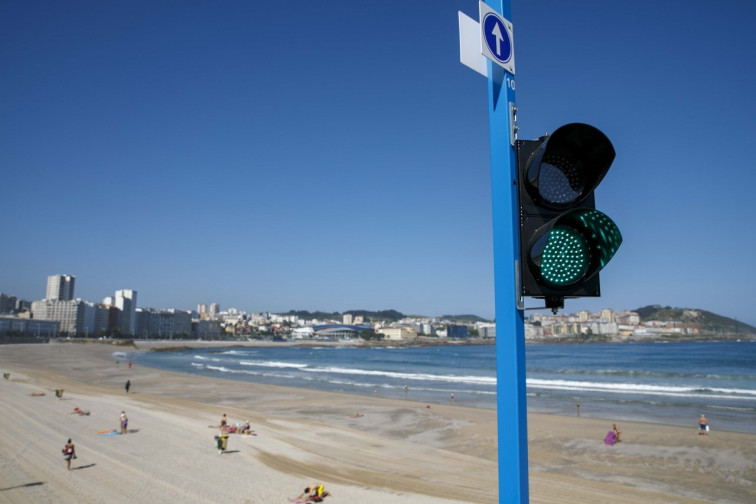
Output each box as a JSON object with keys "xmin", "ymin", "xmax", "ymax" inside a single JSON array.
[{"xmin": 458, "ymin": 11, "xmax": 488, "ymax": 77}]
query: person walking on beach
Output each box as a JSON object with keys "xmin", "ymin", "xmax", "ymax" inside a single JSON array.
[
  {"xmin": 220, "ymin": 413, "xmax": 228, "ymax": 434},
  {"xmin": 125, "ymin": 379, "xmax": 131, "ymax": 393},
  {"xmin": 120, "ymin": 411, "xmax": 128, "ymax": 434},
  {"xmin": 62, "ymin": 438, "xmax": 76, "ymax": 470},
  {"xmin": 699, "ymin": 414, "xmax": 709, "ymax": 435}
]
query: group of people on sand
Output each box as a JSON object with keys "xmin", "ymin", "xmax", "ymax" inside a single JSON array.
[{"xmin": 219, "ymin": 413, "xmax": 252, "ymax": 435}]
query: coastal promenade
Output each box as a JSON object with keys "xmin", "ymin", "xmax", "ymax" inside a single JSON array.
[{"xmin": 0, "ymin": 340, "xmax": 753, "ymax": 503}]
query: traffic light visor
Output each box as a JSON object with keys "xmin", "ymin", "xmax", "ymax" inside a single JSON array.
[{"xmin": 525, "ymin": 123, "xmax": 615, "ymax": 210}]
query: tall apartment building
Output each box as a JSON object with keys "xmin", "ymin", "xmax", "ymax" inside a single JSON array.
[
  {"xmin": 600, "ymin": 308, "xmax": 615, "ymax": 324},
  {"xmin": 46, "ymin": 274, "xmax": 75, "ymax": 301},
  {"xmin": 136, "ymin": 308, "xmax": 192, "ymax": 338},
  {"xmin": 115, "ymin": 289, "xmax": 137, "ymax": 335},
  {"xmin": 0, "ymin": 293, "xmax": 18, "ymax": 314}
]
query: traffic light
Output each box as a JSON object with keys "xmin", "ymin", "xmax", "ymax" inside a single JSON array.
[{"xmin": 516, "ymin": 123, "xmax": 622, "ymax": 312}]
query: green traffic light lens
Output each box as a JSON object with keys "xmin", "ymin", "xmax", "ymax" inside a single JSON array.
[
  {"xmin": 530, "ymin": 209, "xmax": 622, "ymax": 290},
  {"xmin": 538, "ymin": 224, "xmax": 591, "ymax": 287}
]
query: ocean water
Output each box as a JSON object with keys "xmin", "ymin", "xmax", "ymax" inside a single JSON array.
[{"xmin": 130, "ymin": 340, "xmax": 756, "ymax": 434}]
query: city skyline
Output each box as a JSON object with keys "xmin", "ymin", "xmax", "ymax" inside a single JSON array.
[
  {"xmin": 2, "ymin": 1, "xmax": 756, "ymax": 327},
  {"xmin": 3, "ymin": 272, "xmax": 744, "ymax": 326}
]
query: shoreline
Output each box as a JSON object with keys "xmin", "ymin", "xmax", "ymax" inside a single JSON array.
[
  {"xmin": 0, "ymin": 341, "xmax": 754, "ymax": 503},
  {"xmin": 3, "ymin": 332, "xmax": 755, "ymax": 350},
  {"xmin": 130, "ymin": 339, "xmax": 755, "ymax": 435}
]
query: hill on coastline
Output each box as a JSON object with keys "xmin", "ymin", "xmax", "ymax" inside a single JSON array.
[
  {"xmin": 281, "ymin": 310, "xmax": 490, "ymax": 323},
  {"xmin": 634, "ymin": 305, "xmax": 756, "ymax": 334},
  {"xmin": 283, "ymin": 309, "xmax": 405, "ymax": 322},
  {"xmin": 281, "ymin": 306, "xmax": 753, "ymax": 335},
  {"xmin": 438, "ymin": 314, "xmax": 489, "ymax": 323}
]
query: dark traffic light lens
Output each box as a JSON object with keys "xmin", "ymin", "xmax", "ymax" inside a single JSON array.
[
  {"xmin": 525, "ymin": 123, "xmax": 616, "ymax": 210},
  {"xmin": 537, "ymin": 154, "xmax": 584, "ymax": 206}
]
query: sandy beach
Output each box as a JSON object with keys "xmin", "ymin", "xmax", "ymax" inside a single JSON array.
[{"xmin": 0, "ymin": 341, "xmax": 753, "ymax": 504}]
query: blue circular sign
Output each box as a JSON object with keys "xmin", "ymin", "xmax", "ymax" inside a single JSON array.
[{"xmin": 483, "ymin": 14, "xmax": 512, "ymax": 64}]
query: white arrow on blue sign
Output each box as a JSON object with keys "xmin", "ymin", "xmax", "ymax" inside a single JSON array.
[{"xmin": 479, "ymin": 2, "xmax": 515, "ymax": 75}]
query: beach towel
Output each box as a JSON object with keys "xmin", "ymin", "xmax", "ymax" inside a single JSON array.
[{"xmin": 604, "ymin": 431, "xmax": 616, "ymax": 446}]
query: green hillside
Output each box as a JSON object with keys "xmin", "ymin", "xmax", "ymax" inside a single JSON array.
[
  {"xmin": 282, "ymin": 309, "xmax": 405, "ymax": 322},
  {"xmin": 634, "ymin": 305, "xmax": 756, "ymax": 334}
]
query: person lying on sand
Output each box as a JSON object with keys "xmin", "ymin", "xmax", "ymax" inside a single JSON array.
[
  {"xmin": 290, "ymin": 483, "xmax": 329, "ymax": 503},
  {"xmin": 70, "ymin": 407, "xmax": 90, "ymax": 415}
]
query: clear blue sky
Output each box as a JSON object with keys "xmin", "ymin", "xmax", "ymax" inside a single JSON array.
[{"xmin": 2, "ymin": 1, "xmax": 755, "ymax": 326}]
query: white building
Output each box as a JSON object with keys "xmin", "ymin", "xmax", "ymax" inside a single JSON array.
[
  {"xmin": 292, "ymin": 326, "xmax": 315, "ymax": 339},
  {"xmin": 600, "ymin": 309, "xmax": 616, "ymax": 323},
  {"xmin": 478, "ymin": 323, "xmax": 496, "ymax": 339},
  {"xmin": 46, "ymin": 274, "xmax": 75, "ymax": 301},
  {"xmin": 31, "ymin": 299, "xmax": 97, "ymax": 335},
  {"xmin": 136, "ymin": 308, "xmax": 192, "ymax": 338},
  {"xmin": 115, "ymin": 289, "xmax": 137, "ymax": 335}
]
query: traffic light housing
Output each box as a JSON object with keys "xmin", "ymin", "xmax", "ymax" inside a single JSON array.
[{"xmin": 517, "ymin": 123, "xmax": 622, "ymax": 312}]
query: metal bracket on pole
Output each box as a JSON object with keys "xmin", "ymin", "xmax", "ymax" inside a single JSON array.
[
  {"xmin": 515, "ymin": 259, "xmax": 524, "ymax": 310},
  {"xmin": 509, "ymin": 102, "xmax": 518, "ymax": 146},
  {"xmin": 512, "ymin": 102, "xmax": 521, "ymax": 311}
]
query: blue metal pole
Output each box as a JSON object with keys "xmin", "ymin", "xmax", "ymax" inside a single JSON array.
[{"xmin": 485, "ymin": 1, "xmax": 529, "ymax": 502}]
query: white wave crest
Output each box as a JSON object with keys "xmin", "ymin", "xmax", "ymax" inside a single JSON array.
[
  {"xmin": 526, "ymin": 378, "xmax": 756, "ymax": 400},
  {"xmin": 239, "ymin": 360, "xmax": 308, "ymax": 369},
  {"xmin": 304, "ymin": 366, "xmax": 496, "ymax": 386}
]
